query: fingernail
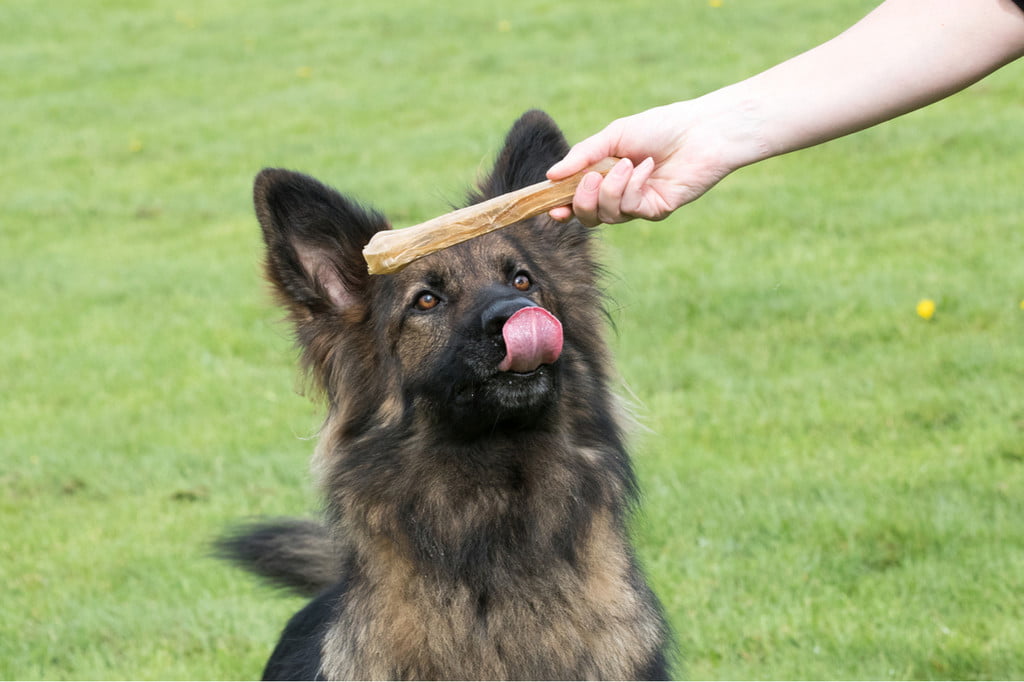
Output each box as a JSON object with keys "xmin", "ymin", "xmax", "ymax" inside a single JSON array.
[{"xmin": 582, "ymin": 172, "xmax": 601, "ymax": 191}]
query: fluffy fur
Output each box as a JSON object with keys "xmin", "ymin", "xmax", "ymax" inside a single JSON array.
[{"xmin": 217, "ymin": 110, "xmax": 672, "ymax": 680}]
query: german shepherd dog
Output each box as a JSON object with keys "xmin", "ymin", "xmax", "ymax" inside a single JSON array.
[{"xmin": 218, "ymin": 110, "xmax": 672, "ymax": 680}]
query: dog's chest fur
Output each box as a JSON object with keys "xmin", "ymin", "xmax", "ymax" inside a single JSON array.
[{"xmin": 321, "ymin": 506, "xmax": 664, "ymax": 680}]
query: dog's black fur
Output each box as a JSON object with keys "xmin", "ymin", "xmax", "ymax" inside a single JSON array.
[{"xmin": 218, "ymin": 110, "xmax": 672, "ymax": 680}]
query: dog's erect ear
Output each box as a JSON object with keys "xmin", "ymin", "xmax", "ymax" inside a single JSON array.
[
  {"xmin": 472, "ymin": 109, "xmax": 571, "ymax": 202},
  {"xmin": 253, "ymin": 169, "xmax": 386, "ymax": 316}
]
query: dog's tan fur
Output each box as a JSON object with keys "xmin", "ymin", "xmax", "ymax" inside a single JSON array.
[{"xmin": 218, "ymin": 110, "xmax": 671, "ymax": 680}]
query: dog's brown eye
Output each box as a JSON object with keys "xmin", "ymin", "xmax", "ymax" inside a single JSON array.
[
  {"xmin": 513, "ymin": 272, "xmax": 531, "ymax": 291},
  {"xmin": 415, "ymin": 292, "xmax": 440, "ymax": 311}
]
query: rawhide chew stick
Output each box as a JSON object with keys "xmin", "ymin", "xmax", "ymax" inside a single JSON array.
[{"xmin": 363, "ymin": 157, "xmax": 619, "ymax": 275}]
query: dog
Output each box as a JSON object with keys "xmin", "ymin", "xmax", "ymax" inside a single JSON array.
[{"xmin": 217, "ymin": 110, "xmax": 672, "ymax": 680}]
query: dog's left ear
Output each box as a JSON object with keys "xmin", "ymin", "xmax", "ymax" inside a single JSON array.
[
  {"xmin": 472, "ymin": 109, "xmax": 571, "ymax": 201},
  {"xmin": 253, "ymin": 169, "xmax": 386, "ymax": 318}
]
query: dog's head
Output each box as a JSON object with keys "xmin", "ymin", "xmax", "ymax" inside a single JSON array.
[{"xmin": 254, "ymin": 111, "xmax": 611, "ymax": 442}]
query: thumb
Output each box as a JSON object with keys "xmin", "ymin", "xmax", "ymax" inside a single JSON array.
[{"xmin": 546, "ymin": 131, "xmax": 618, "ymax": 181}]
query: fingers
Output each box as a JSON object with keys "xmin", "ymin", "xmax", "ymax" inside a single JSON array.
[
  {"xmin": 546, "ymin": 133, "xmax": 615, "ymax": 182},
  {"xmin": 546, "ymin": 120, "xmax": 625, "ymax": 222},
  {"xmin": 546, "ymin": 140, "xmax": 608, "ymax": 223},
  {"xmin": 595, "ymin": 157, "xmax": 634, "ymax": 224},
  {"xmin": 567, "ymin": 157, "xmax": 660, "ymax": 227},
  {"xmin": 619, "ymin": 156, "xmax": 656, "ymax": 215},
  {"xmin": 568, "ymin": 170, "xmax": 607, "ymax": 227},
  {"xmin": 548, "ymin": 205, "xmax": 574, "ymax": 222}
]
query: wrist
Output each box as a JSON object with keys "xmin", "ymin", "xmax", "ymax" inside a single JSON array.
[{"xmin": 676, "ymin": 84, "xmax": 777, "ymax": 173}]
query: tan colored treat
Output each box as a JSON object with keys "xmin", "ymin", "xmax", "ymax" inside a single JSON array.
[{"xmin": 363, "ymin": 157, "xmax": 618, "ymax": 275}]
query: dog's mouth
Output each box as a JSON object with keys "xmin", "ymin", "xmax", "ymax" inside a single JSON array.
[
  {"xmin": 497, "ymin": 307, "xmax": 563, "ymax": 374},
  {"xmin": 501, "ymin": 367, "xmax": 542, "ymax": 378},
  {"xmin": 471, "ymin": 307, "xmax": 562, "ymax": 423},
  {"xmin": 427, "ymin": 306, "xmax": 564, "ymax": 435},
  {"xmin": 462, "ymin": 364, "xmax": 557, "ymax": 422}
]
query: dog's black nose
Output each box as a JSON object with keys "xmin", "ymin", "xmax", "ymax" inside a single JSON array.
[{"xmin": 481, "ymin": 297, "xmax": 535, "ymax": 336}]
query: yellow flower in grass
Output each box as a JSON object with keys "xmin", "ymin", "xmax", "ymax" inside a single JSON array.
[
  {"xmin": 916, "ymin": 299, "xmax": 936, "ymax": 320},
  {"xmin": 709, "ymin": 0, "xmax": 724, "ymax": 6},
  {"xmin": 175, "ymin": 11, "xmax": 198, "ymax": 29}
]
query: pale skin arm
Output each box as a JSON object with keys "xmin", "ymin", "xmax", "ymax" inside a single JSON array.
[{"xmin": 548, "ymin": 0, "xmax": 1024, "ymax": 226}]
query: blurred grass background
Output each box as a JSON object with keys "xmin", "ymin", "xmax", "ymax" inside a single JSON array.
[{"xmin": 2, "ymin": 0, "xmax": 1022, "ymax": 678}]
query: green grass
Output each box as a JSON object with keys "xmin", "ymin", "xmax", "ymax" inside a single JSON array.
[{"xmin": 2, "ymin": 0, "xmax": 1023, "ymax": 679}]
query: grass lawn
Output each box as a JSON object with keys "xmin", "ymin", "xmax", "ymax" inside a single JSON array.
[{"xmin": 2, "ymin": 0, "xmax": 1023, "ymax": 679}]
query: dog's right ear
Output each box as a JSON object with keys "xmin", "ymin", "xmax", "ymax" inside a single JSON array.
[{"xmin": 253, "ymin": 169, "xmax": 387, "ymax": 318}]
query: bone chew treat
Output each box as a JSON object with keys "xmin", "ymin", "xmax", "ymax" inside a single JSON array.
[{"xmin": 363, "ymin": 157, "xmax": 619, "ymax": 275}]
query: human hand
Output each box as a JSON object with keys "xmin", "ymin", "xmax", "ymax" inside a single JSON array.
[
  {"xmin": 547, "ymin": 98, "xmax": 763, "ymax": 226},
  {"xmin": 548, "ymin": 0, "xmax": 1024, "ymax": 229}
]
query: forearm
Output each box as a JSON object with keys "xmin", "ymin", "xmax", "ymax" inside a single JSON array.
[
  {"xmin": 547, "ymin": 0, "xmax": 1024, "ymax": 225},
  {"xmin": 715, "ymin": 0, "xmax": 1024, "ymax": 165}
]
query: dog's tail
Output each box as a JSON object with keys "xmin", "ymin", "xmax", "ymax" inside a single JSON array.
[{"xmin": 214, "ymin": 518, "xmax": 343, "ymax": 597}]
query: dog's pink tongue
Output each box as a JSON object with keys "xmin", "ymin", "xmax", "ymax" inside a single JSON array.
[{"xmin": 498, "ymin": 307, "xmax": 563, "ymax": 373}]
